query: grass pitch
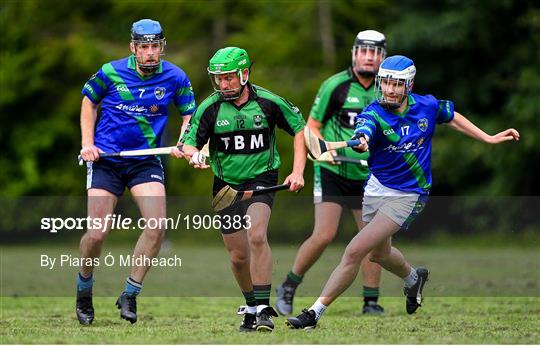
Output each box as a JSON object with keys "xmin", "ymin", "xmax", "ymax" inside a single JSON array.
[
  {"xmin": 1, "ymin": 296, "xmax": 538, "ymax": 344},
  {"xmin": 1, "ymin": 243, "xmax": 539, "ymax": 344}
]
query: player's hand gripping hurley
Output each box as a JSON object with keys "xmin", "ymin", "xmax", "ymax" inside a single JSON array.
[{"xmin": 303, "ymin": 127, "xmax": 368, "ymax": 159}]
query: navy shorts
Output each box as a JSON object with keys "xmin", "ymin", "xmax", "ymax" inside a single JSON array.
[
  {"xmin": 313, "ymin": 166, "xmax": 365, "ymax": 210},
  {"xmin": 212, "ymin": 169, "xmax": 278, "ymax": 234},
  {"xmin": 86, "ymin": 158, "xmax": 164, "ymax": 196}
]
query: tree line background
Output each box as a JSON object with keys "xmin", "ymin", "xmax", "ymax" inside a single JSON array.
[
  {"xmin": 0, "ymin": 0, "xmax": 539, "ymax": 241},
  {"xmin": 1, "ymin": 0, "xmax": 539, "ymax": 196}
]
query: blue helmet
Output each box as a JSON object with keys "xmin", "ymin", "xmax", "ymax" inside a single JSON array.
[
  {"xmin": 130, "ymin": 19, "xmax": 166, "ymax": 73},
  {"xmin": 375, "ymin": 55, "xmax": 416, "ymax": 109}
]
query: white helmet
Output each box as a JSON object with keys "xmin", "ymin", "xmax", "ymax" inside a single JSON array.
[
  {"xmin": 375, "ymin": 55, "xmax": 416, "ymax": 109},
  {"xmin": 351, "ymin": 30, "xmax": 387, "ymax": 76}
]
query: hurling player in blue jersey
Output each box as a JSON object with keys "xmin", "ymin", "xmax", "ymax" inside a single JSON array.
[
  {"xmin": 76, "ymin": 19, "xmax": 195, "ymax": 325},
  {"xmin": 286, "ymin": 55, "xmax": 519, "ymax": 329}
]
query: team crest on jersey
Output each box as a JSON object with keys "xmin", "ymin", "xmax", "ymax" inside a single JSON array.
[
  {"xmin": 253, "ymin": 114, "xmax": 263, "ymax": 128},
  {"xmin": 357, "ymin": 118, "xmax": 366, "ymax": 127},
  {"xmin": 154, "ymin": 87, "xmax": 166, "ymax": 100},
  {"xmin": 418, "ymin": 118, "xmax": 428, "ymax": 132}
]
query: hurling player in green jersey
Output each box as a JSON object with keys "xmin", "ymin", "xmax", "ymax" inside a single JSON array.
[
  {"xmin": 276, "ymin": 30, "xmax": 386, "ymax": 316},
  {"xmin": 183, "ymin": 47, "xmax": 306, "ymax": 332}
]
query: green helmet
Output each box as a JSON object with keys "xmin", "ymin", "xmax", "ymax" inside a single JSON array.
[{"xmin": 208, "ymin": 47, "xmax": 251, "ymax": 100}]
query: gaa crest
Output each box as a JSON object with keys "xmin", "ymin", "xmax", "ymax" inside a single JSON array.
[
  {"xmin": 417, "ymin": 118, "xmax": 428, "ymax": 132},
  {"xmin": 253, "ymin": 114, "xmax": 263, "ymax": 128},
  {"xmin": 357, "ymin": 118, "xmax": 366, "ymax": 127},
  {"xmin": 154, "ymin": 87, "xmax": 166, "ymax": 100}
]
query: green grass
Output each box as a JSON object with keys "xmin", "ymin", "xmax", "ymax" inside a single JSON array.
[
  {"xmin": 1, "ymin": 243, "xmax": 539, "ymax": 343},
  {"xmin": 1, "ymin": 297, "xmax": 538, "ymax": 344}
]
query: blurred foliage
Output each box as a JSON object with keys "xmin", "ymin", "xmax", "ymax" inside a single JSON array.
[{"xmin": 1, "ymin": 0, "xmax": 539, "ymax": 199}]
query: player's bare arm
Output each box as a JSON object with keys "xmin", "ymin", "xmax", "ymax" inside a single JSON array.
[
  {"xmin": 284, "ymin": 130, "xmax": 307, "ymax": 192},
  {"xmin": 306, "ymin": 117, "xmax": 324, "ymax": 139},
  {"xmin": 80, "ymin": 96, "xmax": 101, "ymax": 162},
  {"xmin": 447, "ymin": 111, "xmax": 520, "ymax": 144},
  {"xmin": 171, "ymin": 114, "xmax": 192, "ymax": 159}
]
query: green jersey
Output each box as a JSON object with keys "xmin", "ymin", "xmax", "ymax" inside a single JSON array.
[
  {"xmin": 183, "ymin": 84, "xmax": 305, "ymax": 184},
  {"xmin": 310, "ymin": 68, "xmax": 374, "ymax": 180}
]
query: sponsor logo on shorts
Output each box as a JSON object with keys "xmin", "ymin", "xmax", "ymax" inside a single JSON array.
[{"xmin": 151, "ymin": 174, "xmax": 163, "ymax": 181}]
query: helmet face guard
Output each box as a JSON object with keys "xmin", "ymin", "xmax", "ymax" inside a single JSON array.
[
  {"xmin": 351, "ymin": 30, "xmax": 387, "ymax": 77},
  {"xmin": 375, "ymin": 76, "xmax": 413, "ymax": 109},
  {"xmin": 207, "ymin": 47, "xmax": 251, "ymax": 100},
  {"xmin": 375, "ymin": 56, "xmax": 416, "ymax": 109},
  {"xmin": 131, "ymin": 19, "xmax": 166, "ymax": 73},
  {"xmin": 208, "ymin": 69, "xmax": 249, "ymax": 101},
  {"xmin": 352, "ymin": 45, "xmax": 386, "ymax": 77}
]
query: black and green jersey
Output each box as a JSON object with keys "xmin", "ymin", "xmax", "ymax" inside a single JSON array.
[
  {"xmin": 183, "ymin": 84, "xmax": 305, "ymax": 184},
  {"xmin": 310, "ymin": 68, "xmax": 374, "ymax": 180}
]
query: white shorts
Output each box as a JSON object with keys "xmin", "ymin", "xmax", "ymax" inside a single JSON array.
[{"xmin": 362, "ymin": 175, "xmax": 427, "ymax": 229}]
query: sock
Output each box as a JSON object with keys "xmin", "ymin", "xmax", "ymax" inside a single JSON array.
[
  {"xmin": 403, "ymin": 268, "xmax": 418, "ymax": 288},
  {"xmin": 253, "ymin": 284, "xmax": 271, "ymax": 306},
  {"xmin": 284, "ymin": 270, "xmax": 303, "ymax": 288},
  {"xmin": 242, "ymin": 290, "xmax": 257, "ymax": 314},
  {"xmin": 124, "ymin": 276, "xmax": 143, "ymax": 296},
  {"xmin": 363, "ymin": 286, "xmax": 379, "ymax": 303},
  {"xmin": 309, "ymin": 299, "xmax": 327, "ymax": 320},
  {"xmin": 77, "ymin": 272, "xmax": 93, "ymax": 292}
]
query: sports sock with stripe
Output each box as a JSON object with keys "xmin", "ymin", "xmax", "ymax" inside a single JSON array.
[
  {"xmin": 77, "ymin": 272, "xmax": 93, "ymax": 292},
  {"xmin": 284, "ymin": 270, "xmax": 303, "ymax": 288},
  {"xmin": 124, "ymin": 276, "xmax": 143, "ymax": 296},
  {"xmin": 363, "ymin": 286, "xmax": 380, "ymax": 303},
  {"xmin": 253, "ymin": 284, "xmax": 271, "ymax": 306}
]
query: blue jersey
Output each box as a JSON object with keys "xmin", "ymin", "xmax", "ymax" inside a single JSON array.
[
  {"xmin": 82, "ymin": 55, "xmax": 196, "ymax": 161},
  {"xmin": 354, "ymin": 94, "xmax": 454, "ymax": 195}
]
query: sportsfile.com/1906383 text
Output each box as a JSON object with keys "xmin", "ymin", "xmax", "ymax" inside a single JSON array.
[{"xmin": 40, "ymin": 214, "xmax": 252, "ymax": 233}]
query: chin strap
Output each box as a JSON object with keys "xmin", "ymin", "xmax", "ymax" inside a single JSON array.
[
  {"xmin": 219, "ymin": 84, "xmax": 246, "ymax": 101},
  {"xmin": 137, "ymin": 60, "xmax": 160, "ymax": 74}
]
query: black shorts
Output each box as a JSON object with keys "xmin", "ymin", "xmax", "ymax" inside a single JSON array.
[
  {"xmin": 212, "ymin": 169, "xmax": 278, "ymax": 234},
  {"xmin": 86, "ymin": 158, "xmax": 164, "ymax": 196},
  {"xmin": 313, "ymin": 166, "xmax": 365, "ymax": 210}
]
